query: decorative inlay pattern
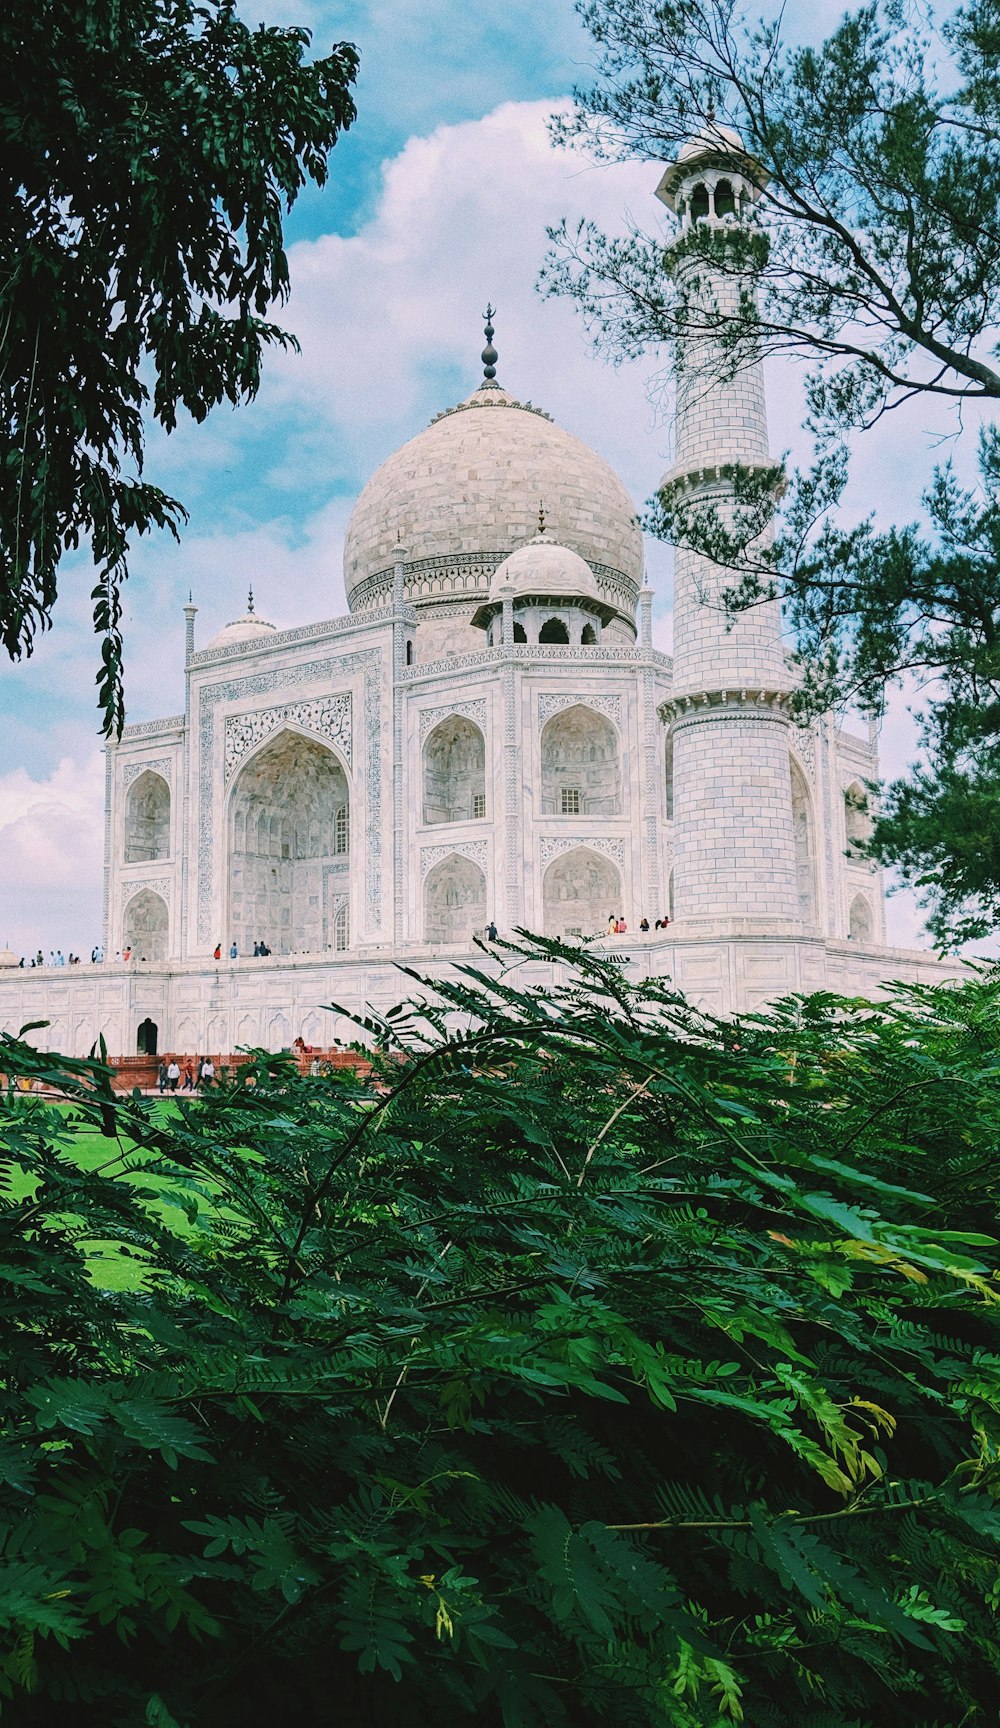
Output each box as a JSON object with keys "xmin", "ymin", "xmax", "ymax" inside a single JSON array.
[
  {"xmin": 123, "ymin": 756, "xmax": 172, "ymax": 788},
  {"xmin": 122, "ymin": 877, "xmax": 171, "ymax": 903},
  {"xmin": 537, "ymin": 692, "xmax": 622, "ymax": 729},
  {"xmin": 224, "ymin": 694, "xmax": 352, "ymax": 782},
  {"xmin": 120, "ymin": 715, "xmax": 184, "ymax": 739},
  {"xmin": 420, "ymin": 840, "xmax": 489, "ymax": 879},
  {"xmin": 401, "ymin": 644, "xmax": 645, "ymax": 680},
  {"xmin": 189, "ymin": 610, "xmax": 395, "ymax": 667},
  {"xmin": 418, "ymin": 698, "xmax": 487, "ymax": 743},
  {"xmin": 539, "ymin": 836, "xmax": 626, "ymax": 869},
  {"xmin": 196, "ymin": 652, "xmax": 381, "ymax": 942}
]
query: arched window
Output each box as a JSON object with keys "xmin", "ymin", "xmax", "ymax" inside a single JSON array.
[
  {"xmin": 844, "ymin": 782, "xmax": 871, "ymax": 855},
  {"xmin": 691, "ymin": 181, "xmax": 710, "ymax": 221},
  {"xmin": 333, "ymin": 901, "xmax": 350, "ymax": 952},
  {"xmin": 849, "ymin": 894, "xmax": 873, "ymax": 943},
  {"xmin": 136, "ymin": 1017, "xmax": 158, "ymax": 1055},
  {"xmin": 714, "ymin": 178, "xmax": 736, "ymax": 217},
  {"xmin": 542, "ymin": 846, "xmax": 622, "ymax": 942},
  {"xmin": 541, "ymin": 705, "xmax": 621, "ymax": 816},
  {"xmin": 124, "ymin": 770, "xmax": 170, "ymax": 862},
  {"xmin": 581, "ymin": 623, "xmax": 597, "ymax": 645},
  {"xmin": 539, "ymin": 617, "xmax": 570, "ymax": 644},
  {"xmin": 790, "ymin": 757, "xmax": 817, "ymax": 922},
  {"xmin": 229, "ymin": 730, "xmax": 349, "ymax": 957},
  {"xmin": 405, "ymin": 639, "xmax": 414, "ymax": 665},
  {"xmin": 513, "ymin": 621, "xmax": 527, "ymax": 643},
  {"xmin": 664, "ymin": 734, "xmax": 674, "ymax": 821},
  {"xmin": 424, "ymin": 855, "xmax": 487, "ymax": 945},
  {"xmin": 422, "ymin": 716, "xmax": 486, "ymax": 826},
  {"xmin": 123, "ymin": 889, "xmax": 168, "ymax": 962}
]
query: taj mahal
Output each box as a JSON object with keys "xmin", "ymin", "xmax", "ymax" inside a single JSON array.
[{"xmin": 0, "ymin": 131, "xmax": 961, "ymax": 1057}]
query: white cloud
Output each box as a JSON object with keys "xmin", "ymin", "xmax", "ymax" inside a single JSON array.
[{"xmin": 0, "ymin": 754, "xmax": 105, "ymax": 957}]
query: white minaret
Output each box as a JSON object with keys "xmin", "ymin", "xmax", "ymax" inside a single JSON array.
[{"xmin": 657, "ymin": 128, "xmax": 801, "ymax": 926}]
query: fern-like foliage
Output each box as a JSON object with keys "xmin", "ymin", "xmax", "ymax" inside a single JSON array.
[{"xmin": 0, "ymin": 943, "xmax": 999, "ymax": 1722}]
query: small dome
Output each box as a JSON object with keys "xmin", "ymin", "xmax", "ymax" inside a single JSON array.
[
  {"xmin": 655, "ymin": 122, "xmax": 765, "ymax": 211},
  {"xmin": 491, "ymin": 537, "xmax": 600, "ymax": 603},
  {"xmin": 0, "ymin": 948, "xmax": 20, "ymax": 969},
  {"xmin": 206, "ymin": 591, "xmax": 278, "ymax": 651}
]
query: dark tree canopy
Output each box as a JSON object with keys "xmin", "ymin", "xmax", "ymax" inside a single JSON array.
[
  {"xmin": 542, "ymin": 0, "xmax": 1000, "ymax": 947},
  {"xmin": 0, "ymin": 0, "xmax": 358, "ymax": 734}
]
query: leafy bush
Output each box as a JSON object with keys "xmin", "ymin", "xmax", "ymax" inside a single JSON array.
[{"xmin": 1, "ymin": 941, "xmax": 999, "ymax": 1725}]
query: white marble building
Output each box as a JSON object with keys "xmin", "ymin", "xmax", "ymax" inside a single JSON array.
[{"xmin": 0, "ymin": 136, "xmax": 961, "ymax": 1056}]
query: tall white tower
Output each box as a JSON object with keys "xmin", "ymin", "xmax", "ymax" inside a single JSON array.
[{"xmin": 656, "ymin": 128, "xmax": 801, "ymax": 927}]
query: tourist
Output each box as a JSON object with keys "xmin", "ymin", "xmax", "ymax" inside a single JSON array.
[
  {"xmin": 309, "ymin": 1056, "xmax": 321, "ymax": 1076},
  {"xmin": 253, "ymin": 941, "xmax": 261, "ymax": 957},
  {"xmin": 229, "ymin": 941, "xmax": 238, "ymax": 960},
  {"xmin": 122, "ymin": 945, "xmax": 131, "ymax": 963},
  {"xmin": 35, "ymin": 951, "xmax": 43, "ymax": 967},
  {"xmin": 181, "ymin": 1060, "xmax": 194, "ymax": 1091},
  {"xmin": 260, "ymin": 940, "xmax": 271, "ymax": 956},
  {"xmin": 213, "ymin": 942, "xmax": 222, "ymax": 960},
  {"xmin": 607, "ymin": 913, "xmax": 616, "ymax": 935},
  {"xmin": 157, "ymin": 1060, "xmax": 168, "ymax": 1094},
  {"xmin": 200, "ymin": 1055, "xmax": 216, "ymax": 1087},
  {"xmin": 166, "ymin": 1057, "xmax": 181, "ymax": 1091},
  {"xmin": 56, "ymin": 950, "xmax": 65, "ymax": 966},
  {"xmin": 91, "ymin": 944, "xmax": 104, "ymax": 964},
  {"xmin": 486, "ymin": 920, "xmax": 498, "ymax": 942},
  {"xmin": 639, "ymin": 916, "xmax": 649, "ymax": 933}
]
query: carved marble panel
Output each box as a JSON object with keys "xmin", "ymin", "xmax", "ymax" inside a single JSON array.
[
  {"xmin": 537, "ymin": 691, "xmax": 622, "ymax": 729},
  {"xmin": 419, "ymin": 840, "xmax": 489, "ymax": 878},
  {"xmin": 123, "ymin": 756, "xmax": 173, "ymax": 788},
  {"xmin": 418, "ymin": 698, "xmax": 487, "ymax": 743},
  {"xmin": 224, "ymin": 693, "xmax": 352, "ymax": 782},
  {"xmin": 539, "ymin": 836, "xmax": 625, "ymax": 869}
]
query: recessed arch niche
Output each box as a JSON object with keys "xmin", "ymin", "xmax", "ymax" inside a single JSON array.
[
  {"xmin": 844, "ymin": 781, "xmax": 872, "ymax": 855},
  {"xmin": 540, "ymin": 705, "xmax": 621, "ymax": 817},
  {"xmin": 228, "ymin": 730, "xmax": 349, "ymax": 958},
  {"xmin": 123, "ymin": 889, "xmax": 169, "ymax": 962},
  {"xmin": 423, "ymin": 854, "xmax": 487, "ymax": 945},
  {"xmin": 789, "ymin": 756, "xmax": 817, "ymax": 922},
  {"xmin": 542, "ymin": 846, "xmax": 622, "ymax": 941},
  {"xmin": 422, "ymin": 716, "xmax": 486, "ymax": 825},
  {"xmin": 124, "ymin": 770, "xmax": 170, "ymax": 863},
  {"xmin": 849, "ymin": 893, "xmax": 873, "ymax": 944}
]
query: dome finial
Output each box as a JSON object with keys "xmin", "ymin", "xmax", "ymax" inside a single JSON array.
[
  {"xmin": 247, "ymin": 585, "xmax": 255, "ymax": 615},
  {"xmin": 537, "ymin": 500, "xmax": 546, "ymax": 535},
  {"xmin": 481, "ymin": 304, "xmax": 498, "ymax": 381}
]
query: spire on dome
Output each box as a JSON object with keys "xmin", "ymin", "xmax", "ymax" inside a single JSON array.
[
  {"xmin": 480, "ymin": 304, "xmax": 499, "ymax": 385},
  {"xmin": 537, "ymin": 501, "xmax": 546, "ymax": 535},
  {"xmin": 247, "ymin": 585, "xmax": 255, "ymax": 615}
]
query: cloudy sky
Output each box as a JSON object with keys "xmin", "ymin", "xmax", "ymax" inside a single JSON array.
[{"xmin": 0, "ymin": 0, "xmax": 977, "ymax": 955}]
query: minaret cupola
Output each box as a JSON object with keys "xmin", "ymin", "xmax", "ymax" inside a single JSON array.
[{"xmin": 654, "ymin": 120, "xmax": 765, "ymax": 231}]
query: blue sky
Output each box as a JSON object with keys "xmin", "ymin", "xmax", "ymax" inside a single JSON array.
[{"xmin": 0, "ymin": 0, "xmax": 978, "ymax": 955}]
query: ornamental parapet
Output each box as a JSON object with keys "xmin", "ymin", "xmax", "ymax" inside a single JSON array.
[
  {"xmin": 664, "ymin": 455, "xmax": 780, "ymax": 492},
  {"xmin": 659, "ymin": 687, "xmax": 792, "ymax": 724}
]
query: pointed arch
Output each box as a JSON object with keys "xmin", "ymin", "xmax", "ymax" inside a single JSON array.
[
  {"xmin": 539, "ymin": 617, "xmax": 569, "ymax": 644},
  {"xmin": 423, "ymin": 854, "xmax": 487, "ymax": 946},
  {"xmin": 844, "ymin": 780, "xmax": 872, "ymax": 855},
  {"xmin": 124, "ymin": 770, "xmax": 170, "ymax": 862},
  {"xmin": 422, "ymin": 715, "xmax": 486, "ymax": 825},
  {"xmin": 540, "ymin": 705, "xmax": 621, "ymax": 816},
  {"xmin": 849, "ymin": 894, "xmax": 873, "ymax": 943},
  {"xmin": 542, "ymin": 847, "xmax": 622, "ymax": 941},
  {"xmin": 228, "ymin": 729, "xmax": 349, "ymax": 957},
  {"xmin": 123, "ymin": 888, "xmax": 168, "ymax": 961},
  {"xmin": 789, "ymin": 755, "xmax": 817, "ymax": 922}
]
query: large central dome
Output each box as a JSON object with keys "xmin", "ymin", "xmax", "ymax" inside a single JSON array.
[{"xmin": 344, "ymin": 380, "xmax": 643, "ymax": 616}]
